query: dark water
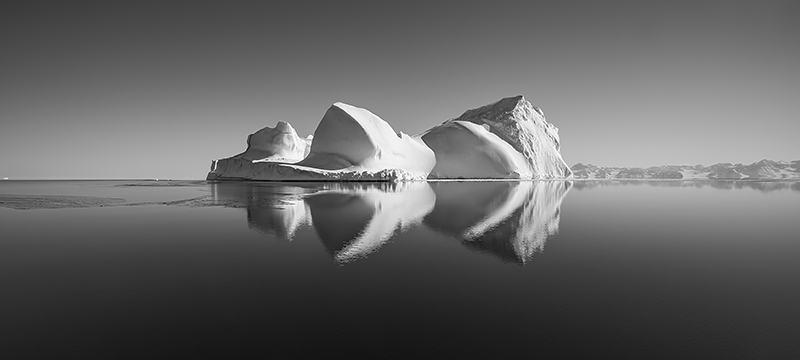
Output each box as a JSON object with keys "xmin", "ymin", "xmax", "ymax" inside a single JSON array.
[{"xmin": 1, "ymin": 180, "xmax": 799, "ymax": 358}]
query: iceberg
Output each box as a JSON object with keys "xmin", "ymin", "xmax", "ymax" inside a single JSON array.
[
  {"xmin": 207, "ymin": 102, "xmax": 435, "ymax": 181},
  {"xmin": 292, "ymin": 102, "xmax": 435, "ymax": 180},
  {"xmin": 207, "ymin": 120, "xmax": 312, "ymax": 180},
  {"xmin": 421, "ymin": 95, "xmax": 571, "ymax": 179},
  {"xmin": 421, "ymin": 121, "xmax": 529, "ymax": 179},
  {"xmin": 238, "ymin": 121, "xmax": 311, "ymax": 162},
  {"xmin": 206, "ymin": 96, "xmax": 571, "ymax": 181}
]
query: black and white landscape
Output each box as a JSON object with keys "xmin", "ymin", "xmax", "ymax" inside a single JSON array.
[{"xmin": 1, "ymin": 1, "xmax": 799, "ymax": 358}]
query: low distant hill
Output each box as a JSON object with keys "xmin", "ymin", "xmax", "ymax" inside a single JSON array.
[{"xmin": 571, "ymin": 159, "xmax": 800, "ymax": 180}]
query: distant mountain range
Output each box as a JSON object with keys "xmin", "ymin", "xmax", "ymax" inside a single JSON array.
[{"xmin": 571, "ymin": 159, "xmax": 800, "ymax": 180}]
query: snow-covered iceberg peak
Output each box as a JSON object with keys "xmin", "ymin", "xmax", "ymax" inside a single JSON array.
[
  {"xmin": 238, "ymin": 121, "xmax": 310, "ymax": 162},
  {"xmin": 207, "ymin": 120, "xmax": 313, "ymax": 180},
  {"xmin": 293, "ymin": 102, "xmax": 436, "ymax": 180},
  {"xmin": 422, "ymin": 95, "xmax": 571, "ymax": 179}
]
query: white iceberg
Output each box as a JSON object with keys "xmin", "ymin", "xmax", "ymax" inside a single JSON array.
[
  {"xmin": 292, "ymin": 102, "xmax": 435, "ymax": 180},
  {"xmin": 421, "ymin": 95, "xmax": 571, "ymax": 179},
  {"xmin": 207, "ymin": 120, "xmax": 312, "ymax": 180},
  {"xmin": 421, "ymin": 121, "xmax": 529, "ymax": 179},
  {"xmin": 239, "ymin": 121, "xmax": 311, "ymax": 162},
  {"xmin": 207, "ymin": 102, "xmax": 435, "ymax": 181},
  {"xmin": 206, "ymin": 96, "xmax": 570, "ymax": 181}
]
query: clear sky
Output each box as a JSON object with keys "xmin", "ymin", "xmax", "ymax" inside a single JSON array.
[{"xmin": 1, "ymin": 0, "xmax": 798, "ymax": 179}]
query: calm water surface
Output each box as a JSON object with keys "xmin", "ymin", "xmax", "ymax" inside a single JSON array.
[{"xmin": 1, "ymin": 180, "xmax": 799, "ymax": 358}]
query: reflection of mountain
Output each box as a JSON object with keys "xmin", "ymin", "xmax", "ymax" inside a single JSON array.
[
  {"xmin": 424, "ymin": 181, "xmax": 571, "ymax": 264},
  {"xmin": 308, "ymin": 182, "xmax": 435, "ymax": 263}
]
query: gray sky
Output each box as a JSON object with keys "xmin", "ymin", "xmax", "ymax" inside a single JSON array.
[{"xmin": 1, "ymin": 0, "xmax": 798, "ymax": 179}]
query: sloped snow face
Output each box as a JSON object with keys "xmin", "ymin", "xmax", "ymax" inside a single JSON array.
[
  {"xmin": 293, "ymin": 102, "xmax": 435, "ymax": 180},
  {"xmin": 422, "ymin": 121, "xmax": 528, "ymax": 178},
  {"xmin": 422, "ymin": 96, "xmax": 571, "ymax": 179}
]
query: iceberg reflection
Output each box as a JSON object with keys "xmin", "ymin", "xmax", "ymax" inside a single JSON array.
[
  {"xmin": 210, "ymin": 182, "xmax": 312, "ymax": 241},
  {"xmin": 307, "ymin": 182, "xmax": 434, "ymax": 263},
  {"xmin": 425, "ymin": 181, "xmax": 571, "ymax": 264},
  {"xmin": 210, "ymin": 182, "xmax": 435, "ymax": 262},
  {"xmin": 210, "ymin": 180, "xmax": 571, "ymax": 264}
]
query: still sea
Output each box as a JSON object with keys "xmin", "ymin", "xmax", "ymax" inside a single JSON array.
[{"xmin": 1, "ymin": 180, "xmax": 798, "ymax": 358}]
